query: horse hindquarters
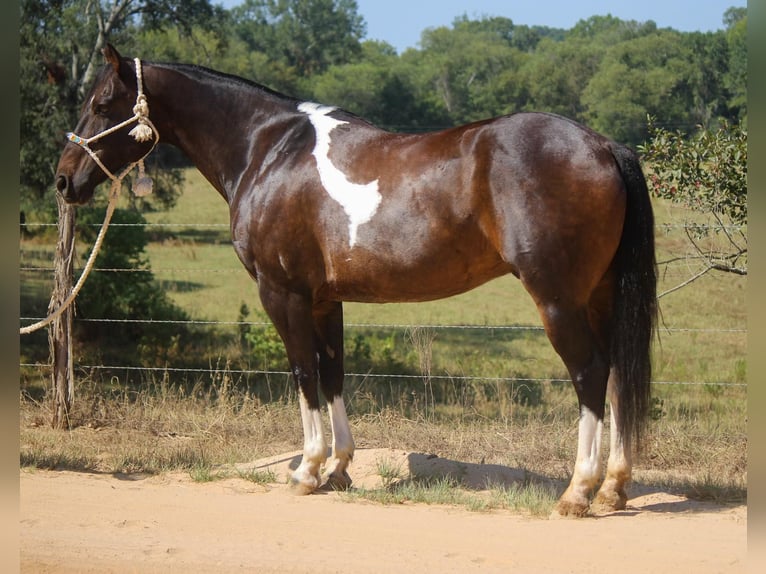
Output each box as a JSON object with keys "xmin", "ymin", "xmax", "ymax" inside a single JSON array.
[{"xmin": 496, "ymin": 134, "xmax": 655, "ymax": 516}]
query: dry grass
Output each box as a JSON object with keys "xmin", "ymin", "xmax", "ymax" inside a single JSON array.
[
  {"xmin": 19, "ymin": 369, "xmax": 746, "ymax": 508},
  {"xmin": 19, "ymin": 169, "xmax": 747, "ymax": 511}
]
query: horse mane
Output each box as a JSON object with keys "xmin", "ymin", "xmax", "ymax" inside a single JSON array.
[
  {"xmin": 149, "ymin": 60, "xmax": 301, "ymax": 106},
  {"xmin": 147, "ymin": 60, "xmax": 377, "ymax": 128}
]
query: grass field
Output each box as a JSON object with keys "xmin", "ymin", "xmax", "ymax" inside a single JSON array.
[
  {"xmin": 19, "ymin": 167, "xmax": 747, "ymax": 509},
  {"xmin": 141, "ymin": 169, "xmax": 746, "ymax": 384}
]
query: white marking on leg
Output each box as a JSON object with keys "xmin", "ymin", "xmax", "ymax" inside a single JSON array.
[
  {"xmin": 606, "ymin": 392, "xmax": 630, "ymax": 473},
  {"xmin": 298, "ymin": 101, "xmax": 381, "ymax": 247},
  {"xmin": 572, "ymin": 405, "xmax": 604, "ymax": 494},
  {"xmin": 593, "ymin": 380, "xmax": 632, "ymax": 509},
  {"xmin": 324, "ymin": 396, "xmax": 355, "ymax": 488},
  {"xmin": 329, "ymin": 396, "xmax": 354, "ymax": 463},
  {"xmin": 292, "ymin": 392, "xmax": 327, "ymax": 492}
]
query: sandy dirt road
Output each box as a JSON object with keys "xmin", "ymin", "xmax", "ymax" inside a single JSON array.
[{"xmin": 20, "ymin": 448, "xmax": 746, "ymax": 573}]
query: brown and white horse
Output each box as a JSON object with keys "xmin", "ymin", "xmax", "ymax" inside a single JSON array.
[{"xmin": 55, "ymin": 45, "xmax": 657, "ymax": 516}]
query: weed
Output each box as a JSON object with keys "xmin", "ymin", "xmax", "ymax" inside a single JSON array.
[
  {"xmin": 237, "ymin": 467, "xmax": 278, "ymax": 485},
  {"xmin": 375, "ymin": 457, "xmax": 405, "ymax": 488}
]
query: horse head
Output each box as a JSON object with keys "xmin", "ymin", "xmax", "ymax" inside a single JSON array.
[{"xmin": 55, "ymin": 44, "xmax": 156, "ymax": 205}]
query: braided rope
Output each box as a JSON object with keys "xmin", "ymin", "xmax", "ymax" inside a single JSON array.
[{"xmin": 20, "ymin": 58, "xmax": 159, "ymax": 336}]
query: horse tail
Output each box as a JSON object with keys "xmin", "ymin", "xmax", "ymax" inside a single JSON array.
[{"xmin": 609, "ymin": 143, "xmax": 658, "ymax": 448}]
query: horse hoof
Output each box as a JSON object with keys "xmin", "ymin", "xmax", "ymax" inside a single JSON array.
[
  {"xmin": 553, "ymin": 499, "xmax": 591, "ymax": 518},
  {"xmin": 591, "ymin": 489, "xmax": 628, "ymax": 514},
  {"xmin": 323, "ymin": 470, "xmax": 353, "ymax": 491},
  {"xmin": 289, "ymin": 475, "xmax": 320, "ymax": 495}
]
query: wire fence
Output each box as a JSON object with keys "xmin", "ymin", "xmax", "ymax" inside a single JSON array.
[{"xmin": 19, "ymin": 220, "xmax": 748, "ymax": 390}]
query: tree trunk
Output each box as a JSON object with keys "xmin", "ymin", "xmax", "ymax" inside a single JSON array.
[{"xmin": 49, "ymin": 195, "xmax": 76, "ymax": 430}]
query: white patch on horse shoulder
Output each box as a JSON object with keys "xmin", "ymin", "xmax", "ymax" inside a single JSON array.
[{"xmin": 298, "ymin": 101, "xmax": 381, "ymax": 247}]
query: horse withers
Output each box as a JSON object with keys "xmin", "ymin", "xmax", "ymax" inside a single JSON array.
[{"xmin": 55, "ymin": 45, "xmax": 657, "ymax": 517}]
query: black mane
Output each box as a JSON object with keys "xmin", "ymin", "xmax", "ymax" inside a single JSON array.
[{"xmin": 149, "ymin": 60, "xmax": 301, "ymax": 106}]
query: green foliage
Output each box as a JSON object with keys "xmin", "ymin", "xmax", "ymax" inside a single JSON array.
[
  {"xmin": 19, "ymin": 1, "xmax": 79, "ymax": 206},
  {"xmin": 582, "ymin": 30, "xmax": 696, "ymax": 143},
  {"xmin": 232, "ymin": 0, "xmax": 365, "ymax": 77},
  {"xmin": 518, "ymin": 36, "xmax": 599, "ymax": 120},
  {"xmin": 75, "ymin": 207, "xmax": 192, "ymax": 364},
  {"xmin": 568, "ymin": 14, "xmax": 659, "ymax": 44},
  {"xmin": 639, "ymin": 117, "xmax": 747, "ymax": 277},
  {"xmin": 19, "ymin": 0, "xmax": 224, "ymax": 212},
  {"xmin": 312, "ymin": 40, "xmax": 445, "ymax": 130},
  {"xmin": 723, "ymin": 8, "xmax": 747, "ymax": 119},
  {"xmin": 405, "ymin": 18, "xmax": 528, "ymax": 125},
  {"xmin": 238, "ymin": 304, "xmax": 287, "ymax": 370},
  {"xmin": 640, "ymin": 118, "xmax": 747, "ymax": 226}
]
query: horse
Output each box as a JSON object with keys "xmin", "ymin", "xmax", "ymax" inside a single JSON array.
[{"xmin": 55, "ymin": 44, "xmax": 657, "ymax": 517}]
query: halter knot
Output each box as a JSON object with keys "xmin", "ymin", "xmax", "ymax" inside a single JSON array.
[
  {"xmin": 129, "ymin": 93, "xmax": 153, "ymax": 142},
  {"xmin": 65, "ymin": 57, "xmax": 158, "ymax": 191}
]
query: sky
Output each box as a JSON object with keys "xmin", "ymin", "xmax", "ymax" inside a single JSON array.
[{"xmin": 216, "ymin": 0, "xmax": 746, "ymax": 53}]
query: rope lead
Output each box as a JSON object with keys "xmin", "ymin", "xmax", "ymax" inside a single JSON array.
[{"xmin": 20, "ymin": 57, "xmax": 159, "ymax": 335}]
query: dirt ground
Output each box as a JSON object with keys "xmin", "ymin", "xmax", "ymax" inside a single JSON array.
[{"xmin": 20, "ymin": 447, "xmax": 746, "ymax": 573}]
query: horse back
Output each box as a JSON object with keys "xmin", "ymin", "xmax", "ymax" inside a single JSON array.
[{"xmin": 232, "ymin": 111, "xmax": 627, "ymax": 305}]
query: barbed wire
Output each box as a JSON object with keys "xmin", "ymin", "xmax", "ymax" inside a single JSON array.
[
  {"xmin": 18, "ymin": 362, "xmax": 747, "ymax": 388},
  {"xmin": 21, "ymin": 222, "xmax": 746, "ymax": 231},
  {"xmin": 19, "ymin": 221, "xmax": 746, "ymax": 392},
  {"xmin": 19, "ymin": 264, "xmax": 741, "ymax": 282},
  {"xmin": 18, "ymin": 316, "xmax": 746, "ymax": 334}
]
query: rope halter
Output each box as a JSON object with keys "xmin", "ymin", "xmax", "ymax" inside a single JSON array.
[
  {"xmin": 20, "ymin": 58, "xmax": 159, "ymax": 336},
  {"xmin": 66, "ymin": 57, "xmax": 159, "ymax": 197}
]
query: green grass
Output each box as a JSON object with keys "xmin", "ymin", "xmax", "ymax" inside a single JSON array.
[
  {"xmin": 19, "ymin": 167, "xmax": 746, "ymax": 430},
  {"xmin": 141, "ymin": 168, "xmax": 745, "ymax": 382},
  {"xmin": 20, "ymin": 168, "xmax": 746, "ymax": 386},
  {"xmin": 19, "ymin": 167, "xmax": 747, "ymax": 511},
  {"xmin": 341, "ymin": 467, "xmax": 558, "ymax": 517}
]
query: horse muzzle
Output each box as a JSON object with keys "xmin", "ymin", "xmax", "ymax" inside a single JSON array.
[{"xmin": 55, "ymin": 173, "xmax": 92, "ymax": 205}]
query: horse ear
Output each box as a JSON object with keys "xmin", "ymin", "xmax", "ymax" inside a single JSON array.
[{"xmin": 102, "ymin": 44, "xmax": 122, "ymax": 72}]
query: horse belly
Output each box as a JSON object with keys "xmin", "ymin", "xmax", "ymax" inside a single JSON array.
[{"xmin": 322, "ymin": 242, "xmax": 513, "ymax": 304}]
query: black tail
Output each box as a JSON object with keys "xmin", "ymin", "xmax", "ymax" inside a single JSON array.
[{"xmin": 610, "ymin": 144, "xmax": 657, "ymax": 448}]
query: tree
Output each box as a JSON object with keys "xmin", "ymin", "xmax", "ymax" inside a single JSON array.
[
  {"xmin": 581, "ymin": 29, "xmax": 698, "ymax": 145},
  {"xmin": 568, "ymin": 14, "xmax": 658, "ymax": 44},
  {"xmin": 75, "ymin": 207, "xmax": 193, "ymax": 366},
  {"xmin": 723, "ymin": 7, "xmax": 747, "ymax": 121},
  {"xmin": 518, "ymin": 36, "xmax": 601, "ymax": 121},
  {"xmin": 405, "ymin": 17, "xmax": 527, "ymax": 125},
  {"xmin": 232, "ymin": 0, "xmax": 365, "ymax": 79},
  {"xmin": 19, "ymin": 0, "xmax": 224, "ymax": 215},
  {"xmin": 639, "ymin": 117, "xmax": 747, "ymax": 294},
  {"xmin": 311, "ymin": 40, "xmax": 445, "ymax": 131}
]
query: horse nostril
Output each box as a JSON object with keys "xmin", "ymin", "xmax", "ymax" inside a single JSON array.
[{"xmin": 55, "ymin": 175, "xmax": 69, "ymax": 194}]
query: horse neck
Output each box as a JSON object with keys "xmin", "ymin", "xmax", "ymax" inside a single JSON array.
[{"xmin": 143, "ymin": 63, "xmax": 299, "ymax": 204}]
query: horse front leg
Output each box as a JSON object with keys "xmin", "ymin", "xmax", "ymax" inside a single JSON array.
[
  {"xmin": 258, "ymin": 284, "xmax": 327, "ymax": 494},
  {"xmin": 293, "ymin": 381, "xmax": 328, "ymax": 495},
  {"xmin": 314, "ymin": 301, "xmax": 354, "ymax": 490}
]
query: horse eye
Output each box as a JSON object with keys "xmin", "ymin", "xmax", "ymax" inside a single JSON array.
[{"xmin": 93, "ymin": 103, "xmax": 109, "ymax": 116}]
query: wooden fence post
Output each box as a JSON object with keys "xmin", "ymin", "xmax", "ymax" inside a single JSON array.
[{"xmin": 49, "ymin": 194, "xmax": 76, "ymax": 429}]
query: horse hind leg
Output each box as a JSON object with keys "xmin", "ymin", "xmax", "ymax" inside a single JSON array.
[
  {"xmin": 590, "ymin": 373, "xmax": 632, "ymax": 513},
  {"xmin": 535, "ymin": 301, "xmax": 610, "ymax": 517}
]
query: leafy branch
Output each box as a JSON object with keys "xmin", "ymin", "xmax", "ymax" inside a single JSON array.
[{"xmin": 639, "ymin": 116, "xmax": 747, "ymax": 293}]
